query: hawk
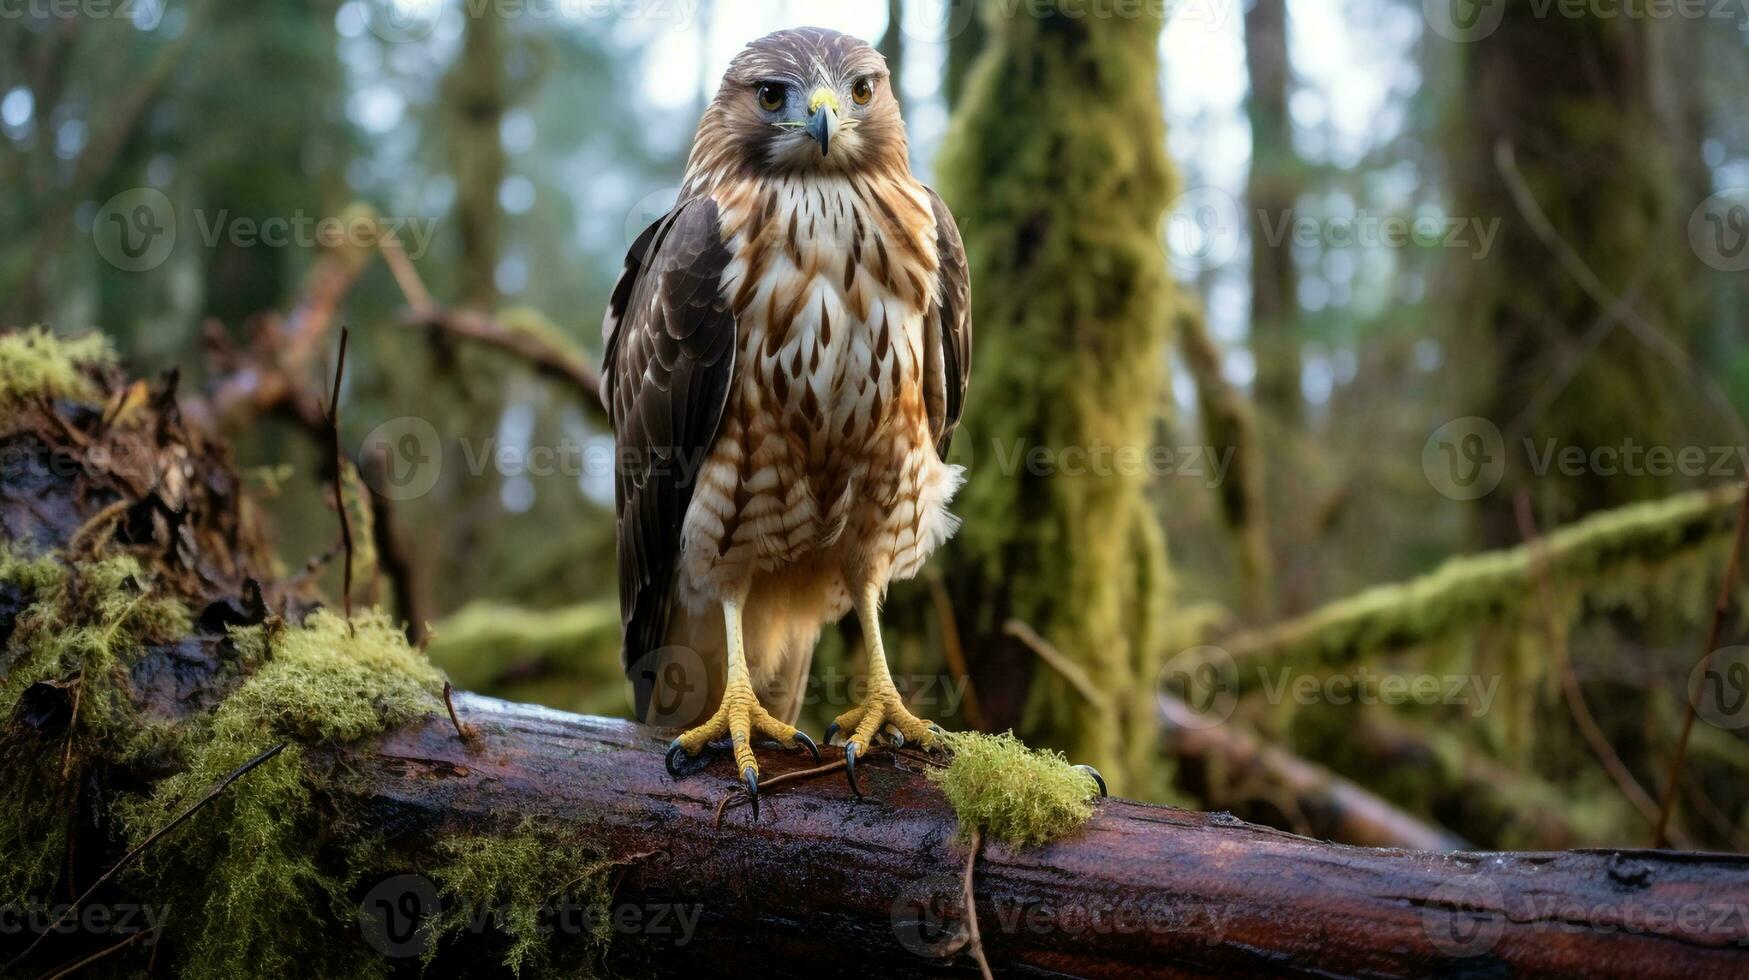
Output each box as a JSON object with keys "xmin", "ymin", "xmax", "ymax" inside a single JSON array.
[{"xmin": 602, "ymin": 27, "xmax": 970, "ymax": 813}]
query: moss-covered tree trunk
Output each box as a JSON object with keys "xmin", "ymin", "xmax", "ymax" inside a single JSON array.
[
  {"xmin": 935, "ymin": 3, "xmax": 1176, "ymax": 795},
  {"xmin": 1452, "ymin": 1, "xmax": 1685, "ymax": 546},
  {"xmin": 1244, "ymin": 0, "xmax": 1302, "ymax": 429}
]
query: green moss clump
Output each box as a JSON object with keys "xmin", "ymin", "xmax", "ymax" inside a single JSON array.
[
  {"xmin": 1, "ymin": 548, "xmax": 192, "ymax": 901},
  {"xmin": 1, "ymin": 552, "xmax": 192, "ymax": 727},
  {"xmin": 0, "ymin": 326, "xmax": 116, "ymax": 405},
  {"xmin": 1, "ymin": 546, "xmax": 191, "ymax": 903},
  {"xmin": 0, "ymin": 544, "xmax": 65, "ymax": 594},
  {"xmin": 927, "ymin": 730, "xmax": 1100, "ymax": 847},
  {"xmin": 119, "ymin": 609, "xmax": 443, "ymax": 980},
  {"xmin": 425, "ymin": 827, "xmax": 613, "ymax": 977}
]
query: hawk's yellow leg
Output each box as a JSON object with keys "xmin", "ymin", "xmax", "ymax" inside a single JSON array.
[
  {"xmin": 825, "ymin": 588, "xmax": 943, "ymax": 795},
  {"xmin": 664, "ymin": 599, "xmax": 819, "ymax": 819}
]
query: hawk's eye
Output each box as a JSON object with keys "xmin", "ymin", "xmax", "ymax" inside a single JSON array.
[
  {"xmin": 757, "ymin": 83, "xmax": 786, "ymax": 112},
  {"xmin": 851, "ymin": 77, "xmax": 874, "ymax": 106}
]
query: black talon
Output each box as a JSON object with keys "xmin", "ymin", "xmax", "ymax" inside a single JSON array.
[
  {"xmin": 743, "ymin": 766, "xmax": 760, "ymax": 821},
  {"xmin": 665, "ymin": 738, "xmax": 718, "ymax": 779},
  {"xmin": 883, "ymin": 724, "xmax": 906, "ymax": 749},
  {"xmin": 824, "ymin": 721, "xmax": 841, "ymax": 746},
  {"xmin": 665, "ymin": 739, "xmax": 690, "ymax": 779},
  {"xmin": 1075, "ymin": 764, "xmax": 1108, "ymax": 799},
  {"xmin": 793, "ymin": 729, "xmax": 822, "ymax": 763},
  {"xmin": 844, "ymin": 742, "xmax": 864, "ymax": 798}
]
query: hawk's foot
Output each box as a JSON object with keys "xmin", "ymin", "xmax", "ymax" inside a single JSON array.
[
  {"xmin": 824, "ymin": 681, "xmax": 943, "ymax": 798},
  {"xmin": 664, "ymin": 680, "xmax": 819, "ymax": 820}
]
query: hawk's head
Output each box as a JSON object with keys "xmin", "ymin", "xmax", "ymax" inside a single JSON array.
[{"xmin": 696, "ymin": 28, "xmax": 904, "ymax": 180}]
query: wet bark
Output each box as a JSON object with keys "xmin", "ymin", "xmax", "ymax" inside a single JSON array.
[{"xmin": 347, "ymin": 700, "xmax": 1749, "ymax": 977}]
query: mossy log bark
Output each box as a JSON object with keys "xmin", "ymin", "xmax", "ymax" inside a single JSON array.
[{"xmin": 334, "ymin": 699, "xmax": 1749, "ymax": 977}]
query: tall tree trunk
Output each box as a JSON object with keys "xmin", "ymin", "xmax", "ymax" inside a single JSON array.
[
  {"xmin": 444, "ymin": 6, "xmax": 508, "ymax": 309},
  {"xmin": 1244, "ymin": 0, "xmax": 1301, "ymax": 428},
  {"xmin": 1452, "ymin": 1, "xmax": 1685, "ymax": 546},
  {"xmin": 935, "ymin": 3, "xmax": 1177, "ymax": 795}
]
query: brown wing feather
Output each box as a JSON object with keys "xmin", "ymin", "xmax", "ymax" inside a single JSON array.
[
  {"xmin": 602, "ymin": 198, "xmax": 737, "ymax": 718},
  {"xmin": 922, "ymin": 187, "xmax": 972, "ymax": 456}
]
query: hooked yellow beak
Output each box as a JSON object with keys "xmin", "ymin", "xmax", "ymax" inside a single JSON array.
[{"xmin": 805, "ymin": 87, "xmax": 840, "ymax": 156}]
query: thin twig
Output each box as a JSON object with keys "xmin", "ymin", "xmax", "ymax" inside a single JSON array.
[
  {"xmin": 65, "ymin": 498, "xmax": 130, "ymax": 556},
  {"xmin": 961, "ymin": 826, "xmax": 994, "ymax": 980},
  {"xmin": 1514, "ymin": 493, "xmax": 1692, "ymax": 848},
  {"xmin": 37, "ymin": 396, "xmax": 91, "ymax": 448},
  {"xmin": 929, "ymin": 573, "xmax": 987, "ymax": 731},
  {"xmin": 6, "ymin": 743, "xmax": 287, "ymax": 971},
  {"xmin": 443, "ymin": 682, "xmax": 478, "ymax": 742},
  {"xmin": 1003, "ymin": 619, "xmax": 1108, "ymax": 710},
  {"xmin": 377, "ymin": 230, "xmax": 435, "ymax": 314},
  {"xmin": 37, "ymin": 927, "xmax": 148, "ymax": 980},
  {"xmin": 362, "ymin": 448, "xmax": 427, "ymax": 645},
  {"xmin": 399, "ymin": 306, "xmax": 604, "ymax": 412},
  {"xmin": 1654, "ymin": 483, "xmax": 1749, "ymax": 847},
  {"xmin": 713, "ymin": 759, "xmax": 848, "ymax": 828},
  {"xmin": 60, "ymin": 677, "xmax": 82, "ymax": 779},
  {"xmin": 326, "ymin": 327, "xmax": 354, "ymax": 635}
]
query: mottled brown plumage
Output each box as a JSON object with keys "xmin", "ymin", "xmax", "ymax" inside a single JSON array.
[{"xmin": 603, "ymin": 28, "xmax": 970, "ymax": 801}]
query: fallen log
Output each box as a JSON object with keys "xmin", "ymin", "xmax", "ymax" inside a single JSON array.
[
  {"xmin": 1159, "ymin": 693, "xmax": 1469, "ymax": 852},
  {"xmin": 344, "ymin": 698, "xmax": 1749, "ymax": 977}
]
